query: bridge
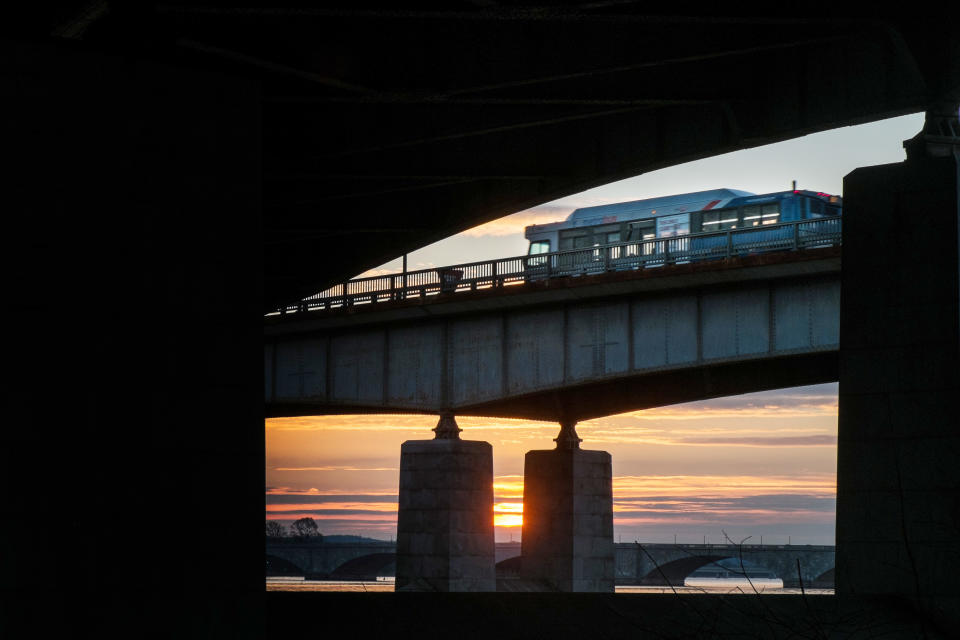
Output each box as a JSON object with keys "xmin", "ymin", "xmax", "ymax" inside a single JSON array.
[
  {"xmin": 9, "ymin": 5, "xmax": 960, "ymax": 638},
  {"xmin": 620, "ymin": 543, "xmax": 834, "ymax": 588},
  {"xmin": 263, "ymin": 227, "xmax": 844, "ymax": 594},
  {"xmin": 265, "ymin": 236, "xmax": 840, "ymax": 421},
  {"xmin": 266, "ymin": 541, "xmax": 396, "ymax": 580},
  {"xmin": 266, "ymin": 540, "xmax": 834, "ymax": 588}
]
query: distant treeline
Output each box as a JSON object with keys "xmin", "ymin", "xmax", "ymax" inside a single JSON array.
[
  {"xmin": 265, "ymin": 519, "xmax": 391, "ymax": 544},
  {"xmin": 266, "ymin": 517, "xmax": 323, "ymax": 541}
]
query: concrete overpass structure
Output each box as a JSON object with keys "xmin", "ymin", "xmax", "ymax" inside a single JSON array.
[
  {"xmin": 7, "ymin": 4, "xmax": 960, "ymax": 639},
  {"xmin": 265, "ymin": 247, "xmax": 840, "ymax": 421}
]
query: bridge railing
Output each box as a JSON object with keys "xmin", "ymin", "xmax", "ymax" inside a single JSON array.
[{"xmin": 272, "ymin": 217, "xmax": 841, "ymax": 315}]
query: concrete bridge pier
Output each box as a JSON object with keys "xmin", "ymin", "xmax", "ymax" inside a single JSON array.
[
  {"xmin": 520, "ymin": 420, "xmax": 615, "ymax": 591},
  {"xmin": 837, "ymin": 105, "xmax": 960, "ymax": 629},
  {"xmin": 395, "ymin": 413, "xmax": 496, "ymax": 591}
]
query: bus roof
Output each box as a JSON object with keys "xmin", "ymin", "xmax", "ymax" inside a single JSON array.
[{"xmin": 565, "ymin": 188, "xmax": 755, "ymax": 227}]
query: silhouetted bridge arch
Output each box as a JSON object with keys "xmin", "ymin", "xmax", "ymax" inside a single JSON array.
[
  {"xmin": 620, "ymin": 543, "xmax": 835, "ymax": 588},
  {"xmin": 266, "ymin": 542, "xmax": 397, "ymax": 579}
]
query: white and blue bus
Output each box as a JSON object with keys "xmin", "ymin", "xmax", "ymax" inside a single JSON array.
[{"xmin": 524, "ymin": 187, "xmax": 841, "ymax": 271}]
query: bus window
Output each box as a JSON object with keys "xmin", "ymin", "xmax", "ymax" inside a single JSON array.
[
  {"xmin": 528, "ymin": 240, "xmax": 550, "ymax": 255},
  {"xmin": 528, "ymin": 240, "xmax": 550, "ymax": 267},
  {"xmin": 701, "ymin": 210, "xmax": 720, "ymax": 230},
  {"xmin": 742, "ymin": 205, "xmax": 761, "ymax": 227},
  {"xmin": 702, "ymin": 209, "xmax": 736, "ymax": 231},
  {"xmin": 809, "ymin": 199, "xmax": 824, "ymax": 218},
  {"xmin": 627, "ymin": 220, "xmax": 655, "ymax": 256},
  {"xmin": 560, "ymin": 230, "xmax": 590, "ymax": 250},
  {"xmin": 657, "ymin": 213, "xmax": 690, "ymax": 237},
  {"xmin": 629, "ymin": 220, "xmax": 655, "ymax": 238},
  {"xmin": 589, "ymin": 224, "xmax": 619, "ymax": 246},
  {"xmin": 761, "ymin": 203, "xmax": 780, "ymax": 225}
]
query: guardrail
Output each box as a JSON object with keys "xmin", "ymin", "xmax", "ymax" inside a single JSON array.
[{"xmin": 271, "ymin": 217, "xmax": 841, "ymax": 315}]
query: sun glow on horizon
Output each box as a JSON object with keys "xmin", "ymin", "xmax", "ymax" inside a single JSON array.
[
  {"xmin": 494, "ymin": 514, "xmax": 523, "ymax": 527},
  {"xmin": 494, "ymin": 501, "xmax": 524, "ymax": 528}
]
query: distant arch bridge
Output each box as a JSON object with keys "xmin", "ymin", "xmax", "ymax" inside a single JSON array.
[
  {"xmin": 266, "ymin": 542, "xmax": 397, "ymax": 580},
  {"xmin": 619, "ymin": 543, "xmax": 835, "ymax": 588},
  {"xmin": 266, "ymin": 541, "xmax": 834, "ymax": 587}
]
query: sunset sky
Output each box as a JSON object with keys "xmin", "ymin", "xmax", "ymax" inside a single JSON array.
[{"xmin": 265, "ymin": 113, "xmax": 923, "ymax": 545}]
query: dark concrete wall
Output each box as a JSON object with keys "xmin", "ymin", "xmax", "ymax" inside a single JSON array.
[
  {"xmin": 837, "ymin": 153, "xmax": 960, "ymax": 630},
  {"xmin": 267, "ymin": 591, "xmax": 935, "ymax": 638},
  {"xmin": 2, "ymin": 41, "xmax": 263, "ymax": 637}
]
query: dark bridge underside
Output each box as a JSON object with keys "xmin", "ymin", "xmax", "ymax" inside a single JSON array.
[
  {"xmin": 17, "ymin": 5, "xmax": 951, "ymax": 311},
  {"xmin": 466, "ymin": 350, "xmax": 838, "ymax": 421},
  {"xmin": 268, "ymin": 350, "xmax": 837, "ymax": 422},
  {"xmin": 330, "ymin": 553, "xmax": 396, "ymax": 580}
]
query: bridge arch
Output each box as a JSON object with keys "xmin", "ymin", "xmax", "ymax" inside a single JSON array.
[
  {"xmin": 639, "ymin": 555, "xmax": 728, "ymax": 585},
  {"xmin": 266, "ymin": 553, "xmax": 305, "ymax": 577},
  {"xmin": 813, "ymin": 567, "xmax": 834, "ymax": 586},
  {"xmin": 640, "ymin": 556, "xmax": 782, "ymax": 586},
  {"xmin": 329, "ymin": 553, "xmax": 396, "ymax": 580}
]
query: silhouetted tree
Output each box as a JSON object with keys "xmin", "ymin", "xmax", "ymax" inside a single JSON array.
[
  {"xmin": 265, "ymin": 521, "xmax": 286, "ymax": 539},
  {"xmin": 291, "ymin": 517, "xmax": 320, "ymax": 540}
]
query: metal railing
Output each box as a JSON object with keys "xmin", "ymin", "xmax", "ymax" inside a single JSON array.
[{"xmin": 271, "ymin": 217, "xmax": 841, "ymax": 315}]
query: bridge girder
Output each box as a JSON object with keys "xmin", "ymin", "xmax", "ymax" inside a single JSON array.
[{"xmin": 266, "ymin": 251, "xmax": 841, "ymax": 420}]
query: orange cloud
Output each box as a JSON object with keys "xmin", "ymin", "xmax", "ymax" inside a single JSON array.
[
  {"xmin": 266, "ymin": 487, "xmax": 398, "ymax": 496},
  {"xmin": 458, "ymin": 206, "xmax": 574, "ymax": 238},
  {"xmin": 494, "ymin": 502, "xmax": 523, "ymax": 514},
  {"xmin": 265, "ymin": 513, "xmax": 397, "ymax": 522},
  {"xmin": 272, "ymin": 466, "xmax": 397, "ymax": 471},
  {"xmin": 266, "ymin": 502, "xmax": 398, "ymax": 513},
  {"xmin": 604, "ymin": 400, "xmax": 838, "ymax": 422},
  {"xmin": 612, "ymin": 474, "xmax": 835, "ymax": 499}
]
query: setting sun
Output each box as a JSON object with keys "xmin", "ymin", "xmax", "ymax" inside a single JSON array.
[
  {"xmin": 494, "ymin": 501, "xmax": 523, "ymax": 527},
  {"xmin": 494, "ymin": 514, "xmax": 523, "ymax": 527}
]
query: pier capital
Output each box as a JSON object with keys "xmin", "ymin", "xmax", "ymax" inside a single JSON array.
[
  {"xmin": 432, "ymin": 412, "xmax": 462, "ymax": 440},
  {"xmin": 554, "ymin": 419, "xmax": 582, "ymax": 450}
]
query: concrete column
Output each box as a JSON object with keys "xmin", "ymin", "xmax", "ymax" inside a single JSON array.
[
  {"xmin": 395, "ymin": 413, "xmax": 495, "ymax": 591},
  {"xmin": 837, "ymin": 109, "xmax": 960, "ymax": 628},
  {"xmin": 520, "ymin": 420, "xmax": 614, "ymax": 591}
]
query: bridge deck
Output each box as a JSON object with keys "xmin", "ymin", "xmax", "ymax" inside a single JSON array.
[{"xmin": 265, "ymin": 247, "xmax": 840, "ymax": 420}]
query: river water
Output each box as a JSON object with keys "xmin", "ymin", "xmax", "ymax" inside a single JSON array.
[{"xmin": 266, "ymin": 577, "xmax": 833, "ymax": 595}]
